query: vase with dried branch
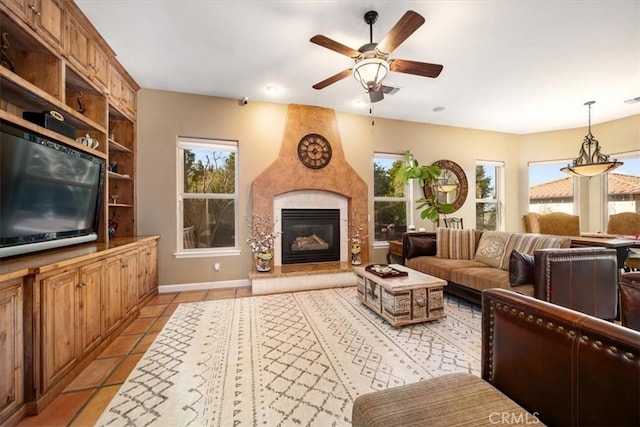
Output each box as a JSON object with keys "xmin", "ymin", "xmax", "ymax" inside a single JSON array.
[
  {"xmin": 246, "ymin": 214, "xmax": 281, "ymax": 272},
  {"xmin": 349, "ymin": 219, "xmax": 367, "ymax": 266}
]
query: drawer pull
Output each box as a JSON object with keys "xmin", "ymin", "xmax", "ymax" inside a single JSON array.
[
  {"xmin": 29, "ymin": 5, "xmax": 42, "ymax": 15},
  {"xmin": 413, "ymin": 297, "xmax": 425, "ymax": 307},
  {"xmin": 77, "ymin": 282, "xmax": 86, "ymax": 288}
]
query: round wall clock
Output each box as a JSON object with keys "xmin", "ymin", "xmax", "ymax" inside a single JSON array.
[{"xmin": 297, "ymin": 133, "xmax": 332, "ymax": 169}]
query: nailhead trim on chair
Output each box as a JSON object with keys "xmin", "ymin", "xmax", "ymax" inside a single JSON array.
[{"xmin": 487, "ymin": 299, "xmax": 638, "ymax": 385}]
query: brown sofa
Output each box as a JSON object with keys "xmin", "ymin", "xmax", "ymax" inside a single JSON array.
[
  {"xmin": 352, "ymin": 288, "xmax": 640, "ymax": 427},
  {"xmin": 402, "ymin": 229, "xmax": 619, "ymax": 319}
]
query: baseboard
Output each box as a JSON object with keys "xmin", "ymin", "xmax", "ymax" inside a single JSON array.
[{"xmin": 159, "ymin": 279, "xmax": 251, "ymax": 293}]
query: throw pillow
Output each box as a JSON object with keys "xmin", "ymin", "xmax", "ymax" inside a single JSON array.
[
  {"xmin": 474, "ymin": 231, "xmax": 511, "ymax": 268},
  {"xmin": 499, "ymin": 234, "xmax": 566, "ymax": 270},
  {"xmin": 509, "ymin": 250, "xmax": 535, "ymax": 286},
  {"xmin": 405, "ymin": 234, "xmax": 437, "ymax": 259},
  {"xmin": 436, "ymin": 227, "xmax": 476, "ymax": 260}
]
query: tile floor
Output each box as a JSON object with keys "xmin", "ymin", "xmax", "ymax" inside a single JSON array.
[{"xmin": 17, "ymin": 286, "xmax": 253, "ymax": 427}]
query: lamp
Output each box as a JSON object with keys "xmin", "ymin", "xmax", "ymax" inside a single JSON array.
[
  {"xmin": 353, "ymin": 58, "xmax": 389, "ymax": 92},
  {"xmin": 561, "ymin": 101, "xmax": 623, "ymax": 177}
]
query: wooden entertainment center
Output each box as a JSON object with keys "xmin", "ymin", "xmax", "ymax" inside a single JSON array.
[{"xmin": 0, "ymin": 1, "xmax": 158, "ymax": 424}]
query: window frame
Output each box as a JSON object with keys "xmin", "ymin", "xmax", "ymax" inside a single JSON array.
[
  {"xmin": 527, "ymin": 159, "xmax": 578, "ymax": 215},
  {"xmin": 475, "ymin": 160, "xmax": 505, "ymax": 231},
  {"xmin": 373, "ymin": 152, "xmax": 411, "ymax": 248},
  {"xmin": 175, "ymin": 136, "xmax": 240, "ymax": 258},
  {"xmin": 601, "ymin": 150, "xmax": 640, "ymax": 231}
]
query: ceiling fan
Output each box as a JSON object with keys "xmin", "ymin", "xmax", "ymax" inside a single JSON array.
[{"xmin": 310, "ymin": 10, "xmax": 443, "ymax": 103}]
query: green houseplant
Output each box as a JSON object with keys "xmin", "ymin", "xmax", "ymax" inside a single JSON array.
[{"xmin": 396, "ymin": 151, "xmax": 455, "ymax": 224}]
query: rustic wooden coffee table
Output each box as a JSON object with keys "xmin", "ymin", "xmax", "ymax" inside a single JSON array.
[{"xmin": 353, "ymin": 264, "xmax": 447, "ymax": 327}]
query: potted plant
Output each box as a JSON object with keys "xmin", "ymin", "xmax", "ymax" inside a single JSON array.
[
  {"xmin": 246, "ymin": 214, "xmax": 281, "ymax": 272},
  {"xmin": 396, "ymin": 151, "xmax": 455, "ymax": 224}
]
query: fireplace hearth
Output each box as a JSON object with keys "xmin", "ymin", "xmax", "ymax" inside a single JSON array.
[{"xmin": 281, "ymin": 209, "xmax": 340, "ymax": 264}]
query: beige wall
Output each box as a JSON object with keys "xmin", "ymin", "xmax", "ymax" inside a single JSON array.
[{"xmin": 137, "ymin": 88, "xmax": 639, "ymax": 287}]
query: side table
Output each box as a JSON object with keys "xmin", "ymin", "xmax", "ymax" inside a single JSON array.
[{"xmin": 387, "ymin": 240, "xmax": 404, "ymax": 264}]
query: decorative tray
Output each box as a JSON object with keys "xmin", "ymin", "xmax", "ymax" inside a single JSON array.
[{"xmin": 365, "ymin": 264, "xmax": 408, "ymax": 278}]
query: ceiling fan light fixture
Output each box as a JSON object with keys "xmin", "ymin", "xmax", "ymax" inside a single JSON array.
[
  {"xmin": 353, "ymin": 58, "xmax": 389, "ymax": 92},
  {"xmin": 560, "ymin": 101, "xmax": 623, "ymax": 177}
]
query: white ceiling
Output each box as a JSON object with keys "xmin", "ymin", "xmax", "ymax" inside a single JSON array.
[{"xmin": 76, "ymin": 0, "xmax": 640, "ymax": 135}]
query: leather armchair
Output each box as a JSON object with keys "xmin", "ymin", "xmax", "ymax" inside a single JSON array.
[
  {"xmin": 620, "ymin": 272, "xmax": 640, "ymax": 331},
  {"xmin": 534, "ymin": 247, "xmax": 618, "ymax": 320}
]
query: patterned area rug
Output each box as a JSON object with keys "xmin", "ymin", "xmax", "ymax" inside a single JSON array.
[{"xmin": 97, "ymin": 287, "xmax": 481, "ymax": 426}]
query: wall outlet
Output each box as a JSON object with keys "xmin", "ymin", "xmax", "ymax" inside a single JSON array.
[{"xmin": 214, "ymin": 262, "xmax": 221, "ymax": 271}]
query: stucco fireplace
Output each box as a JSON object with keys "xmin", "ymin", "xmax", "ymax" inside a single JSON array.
[{"xmin": 250, "ymin": 104, "xmax": 368, "ymax": 294}]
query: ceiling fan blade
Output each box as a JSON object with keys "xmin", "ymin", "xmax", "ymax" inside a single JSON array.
[
  {"xmin": 312, "ymin": 69, "xmax": 353, "ymax": 90},
  {"xmin": 390, "ymin": 59, "xmax": 443, "ymax": 78},
  {"xmin": 369, "ymin": 87, "xmax": 384, "ymax": 103},
  {"xmin": 375, "ymin": 10, "xmax": 425, "ymax": 55},
  {"xmin": 310, "ymin": 35, "xmax": 361, "ymax": 58}
]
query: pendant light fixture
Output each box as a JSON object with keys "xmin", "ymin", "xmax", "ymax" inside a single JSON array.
[{"xmin": 561, "ymin": 101, "xmax": 623, "ymax": 177}]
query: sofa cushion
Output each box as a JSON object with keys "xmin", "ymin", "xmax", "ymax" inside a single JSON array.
[
  {"xmin": 474, "ymin": 231, "xmax": 511, "ymax": 268},
  {"xmin": 509, "ymin": 250, "xmax": 535, "ymax": 286},
  {"xmin": 406, "ymin": 257, "xmax": 488, "ymax": 282},
  {"xmin": 450, "ymin": 267, "xmax": 535, "ymax": 296},
  {"xmin": 498, "ymin": 233, "xmax": 568, "ymax": 270},
  {"xmin": 352, "ymin": 373, "xmax": 537, "ymax": 427},
  {"xmin": 436, "ymin": 228, "xmax": 476, "ymax": 260},
  {"xmin": 405, "ymin": 234, "xmax": 437, "ymax": 259}
]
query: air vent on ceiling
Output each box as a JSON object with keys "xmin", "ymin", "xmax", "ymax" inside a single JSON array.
[{"xmin": 383, "ymin": 86, "xmax": 400, "ymax": 95}]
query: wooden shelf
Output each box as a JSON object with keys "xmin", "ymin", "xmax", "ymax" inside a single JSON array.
[
  {"xmin": 0, "ymin": 66, "xmax": 106, "ymax": 134},
  {"xmin": 108, "ymin": 171, "xmax": 132, "ymax": 180},
  {"xmin": 108, "ymin": 139, "xmax": 132, "ymax": 153}
]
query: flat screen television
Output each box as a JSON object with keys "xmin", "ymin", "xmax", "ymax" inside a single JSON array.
[{"xmin": 1, "ymin": 120, "xmax": 105, "ymax": 258}]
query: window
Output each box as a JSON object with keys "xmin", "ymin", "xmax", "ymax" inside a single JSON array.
[
  {"xmin": 528, "ymin": 160, "xmax": 575, "ymax": 214},
  {"xmin": 476, "ymin": 161, "xmax": 504, "ymax": 231},
  {"xmin": 177, "ymin": 137, "xmax": 238, "ymax": 256},
  {"xmin": 606, "ymin": 151, "xmax": 640, "ymax": 219},
  {"xmin": 373, "ymin": 153, "xmax": 407, "ymax": 243}
]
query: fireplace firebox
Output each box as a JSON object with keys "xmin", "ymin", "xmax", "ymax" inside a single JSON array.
[{"xmin": 281, "ymin": 209, "xmax": 340, "ymax": 264}]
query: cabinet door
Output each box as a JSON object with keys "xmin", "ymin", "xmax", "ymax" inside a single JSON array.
[
  {"xmin": 65, "ymin": 13, "xmax": 90, "ymax": 72},
  {"xmin": 109, "ymin": 64, "xmax": 123, "ymax": 106},
  {"xmin": 27, "ymin": 0, "xmax": 65, "ymax": 51},
  {"xmin": 136, "ymin": 247, "xmax": 147, "ymax": 301},
  {"xmin": 145, "ymin": 242, "xmax": 158, "ymax": 295},
  {"xmin": 137, "ymin": 242, "xmax": 158, "ymax": 301},
  {"xmin": 104, "ymin": 257, "xmax": 124, "ymax": 335},
  {"xmin": 90, "ymin": 42, "xmax": 109, "ymax": 91},
  {"xmin": 122, "ymin": 250, "xmax": 138, "ymax": 317},
  {"xmin": 0, "ymin": 279, "xmax": 23, "ymax": 425},
  {"xmin": 2, "ymin": 0, "xmax": 28, "ymax": 21},
  {"xmin": 124, "ymin": 82, "xmax": 137, "ymax": 115},
  {"xmin": 78, "ymin": 261, "xmax": 104, "ymax": 357},
  {"xmin": 42, "ymin": 270, "xmax": 79, "ymax": 392}
]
